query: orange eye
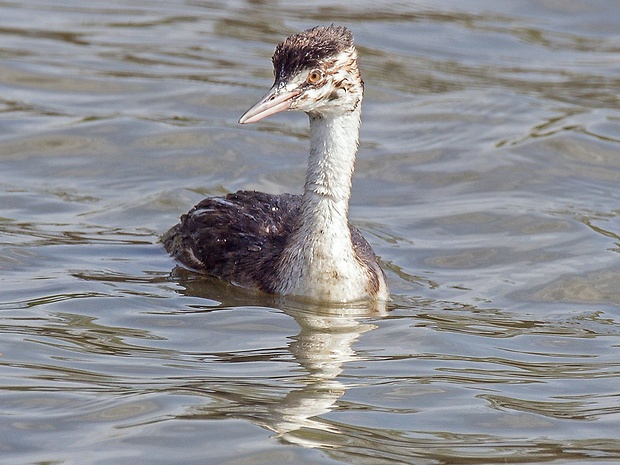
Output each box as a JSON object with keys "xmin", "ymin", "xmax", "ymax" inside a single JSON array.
[{"xmin": 307, "ymin": 69, "xmax": 322, "ymax": 84}]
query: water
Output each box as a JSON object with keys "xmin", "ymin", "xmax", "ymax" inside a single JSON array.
[{"xmin": 1, "ymin": 1, "xmax": 619, "ymax": 464}]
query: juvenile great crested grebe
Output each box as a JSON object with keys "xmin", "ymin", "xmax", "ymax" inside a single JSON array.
[{"xmin": 163, "ymin": 25, "xmax": 388, "ymax": 302}]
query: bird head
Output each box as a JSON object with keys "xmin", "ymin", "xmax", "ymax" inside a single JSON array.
[{"xmin": 239, "ymin": 25, "xmax": 363, "ymax": 124}]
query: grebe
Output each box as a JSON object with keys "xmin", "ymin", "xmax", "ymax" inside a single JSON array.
[{"xmin": 163, "ymin": 25, "xmax": 388, "ymax": 302}]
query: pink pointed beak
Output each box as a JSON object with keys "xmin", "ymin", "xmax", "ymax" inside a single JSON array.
[{"xmin": 238, "ymin": 85, "xmax": 300, "ymax": 124}]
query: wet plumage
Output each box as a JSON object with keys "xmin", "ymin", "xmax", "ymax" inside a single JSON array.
[{"xmin": 162, "ymin": 190, "xmax": 382, "ymax": 295}]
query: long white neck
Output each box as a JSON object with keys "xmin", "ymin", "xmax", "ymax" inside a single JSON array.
[
  {"xmin": 304, "ymin": 108, "xmax": 360, "ymax": 206},
  {"xmin": 275, "ymin": 106, "xmax": 377, "ymax": 302}
]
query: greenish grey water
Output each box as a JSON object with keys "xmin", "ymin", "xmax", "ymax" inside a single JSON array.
[{"xmin": 1, "ymin": 1, "xmax": 619, "ymax": 464}]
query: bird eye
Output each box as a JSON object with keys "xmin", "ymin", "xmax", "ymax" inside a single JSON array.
[{"xmin": 307, "ymin": 69, "xmax": 322, "ymax": 84}]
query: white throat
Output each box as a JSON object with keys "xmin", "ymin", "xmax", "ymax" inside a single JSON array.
[{"xmin": 274, "ymin": 106, "xmax": 377, "ymax": 302}]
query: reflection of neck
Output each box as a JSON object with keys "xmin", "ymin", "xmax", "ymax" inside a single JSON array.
[
  {"xmin": 290, "ymin": 307, "xmax": 377, "ymax": 379},
  {"xmin": 276, "ymin": 108, "xmax": 370, "ymax": 301},
  {"xmin": 268, "ymin": 311, "xmax": 373, "ymax": 441},
  {"xmin": 291, "ymin": 326, "xmax": 360, "ymax": 379}
]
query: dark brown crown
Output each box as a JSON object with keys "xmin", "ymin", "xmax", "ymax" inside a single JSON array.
[{"xmin": 272, "ymin": 25, "xmax": 354, "ymax": 83}]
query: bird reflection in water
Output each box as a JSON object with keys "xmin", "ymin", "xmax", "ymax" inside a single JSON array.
[{"xmin": 172, "ymin": 271, "xmax": 386, "ymax": 448}]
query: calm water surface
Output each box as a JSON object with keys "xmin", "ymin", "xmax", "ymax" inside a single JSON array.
[{"xmin": 1, "ymin": 1, "xmax": 619, "ymax": 464}]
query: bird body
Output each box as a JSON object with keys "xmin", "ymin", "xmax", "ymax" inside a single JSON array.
[{"xmin": 163, "ymin": 25, "xmax": 388, "ymax": 303}]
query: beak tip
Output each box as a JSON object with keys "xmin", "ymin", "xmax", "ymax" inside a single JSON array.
[{"xmin": 238, "ymin": 113, "xmax": 255, "ymax": 125}]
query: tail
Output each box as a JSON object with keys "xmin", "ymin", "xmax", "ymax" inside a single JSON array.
[{"xmin": 161, "ymin": 223, "xmax": 205, "ymax": 271}]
